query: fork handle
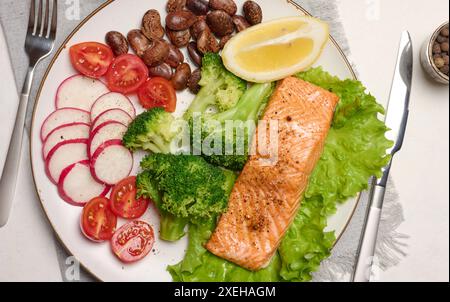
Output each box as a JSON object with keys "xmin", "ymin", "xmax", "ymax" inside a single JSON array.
[{"xmin": 0, "ymin": 67, "xmax": 35, "ymax": 227}]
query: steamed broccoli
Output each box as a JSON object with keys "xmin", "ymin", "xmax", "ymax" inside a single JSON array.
[
  {"xmin": 122, "ymin": 108, "xmax": 180, "ymax": 154},
  {"xmin": 138, "ymin": 154, "xmax": 236, "ymax": 226},
  {"xmin": 183, "ymin": 53, "xmax": 247, "ymax": 121}
]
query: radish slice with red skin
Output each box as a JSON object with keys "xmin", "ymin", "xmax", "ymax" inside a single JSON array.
[
  {"xmin": 40, "ymin": 108, "xmax": 90, "ymax": 141},
  {"xmin": 55, "ymin": 75, "xmax": 109, "ymax": 111},
  {"xmin": 90, "ymin": 92, "xmax": 136, "ymax": 122},
  {"xmin": 58, "ymin": 160, "xmax": 110, "ymax": 207},
  {"xmin": 45, "ymin": 139, "xmax": 89, "ymax": 184},
  {"xmin": 90, "ymin": 140, "xmax": 133, "ymax": 186},
  {"xmin": 42, "ymin": 123, "xmax": 90, "ymax": 160},
  {"xmin": 91, "ymin": 108, "xmax": 133, "ymax": 133},
  {"xmin": 88, "ymin": 121, "xmax": 127, "ymax": 158}
]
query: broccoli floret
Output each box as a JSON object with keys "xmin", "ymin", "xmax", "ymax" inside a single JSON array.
[
  {"xmin": 194, "ymin": 82, "xmax": 275, "ymax": 171},
  {"xmin": 138, "ymin": 154, "xmax": 236, "ymax": 225},
  {"xmin": 183, "ymin": 53, "xmax": 247, "ymax": 121},
  {"xmin": 136, "ymin": 171, "xmax": 188, "ymax": 241},
  {"xmin": 123, "ymin": 107, "xmax": 180, "ymax": 154}
]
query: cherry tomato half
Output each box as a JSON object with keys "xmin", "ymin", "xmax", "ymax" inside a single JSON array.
[
  {"xmin": 137, "ymin": 77, "xmax": 177, "ymax": 112},
  {"xmin": 110, "ymin": 176, "xmax": 149, "ymax": 219},
  {"xmin": 80, "ymin": 197, "xmax": 117, "ymax": 242},
  {"xmin": 106, "ymin": 54, "xmax": 148, "ymax": 94},
  {"xmin": 111, "ymin": 221, "xmax": 155, "ymax": 263},
  {"xmin": 69, "ymin": 42, "xmax": 114, "ymax": 78}
]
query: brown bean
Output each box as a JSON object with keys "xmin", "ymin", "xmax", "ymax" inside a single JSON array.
[
  {"xmin": 165, "ymin": 43, "xmax": 185, "ymax": 67},
  {"xmin": 172, "ymin": 63, "xmax": 192, "ymax": 91},
  {"xmin": 127, "ymin": 29, "xmax": 151, "ymax": 57},
  {"xmin": 148, "ymin": 63, "xmax": 174, "ymax": 80},
  {"xmin": 188, "ymin": 41, "xmax": 203, "ymax": 66},
  {"xmin": 166, "ymin": 11, "xmax": 197, "ymax": 31},
  {"xmin": 197, "ymin": 28, "xmax": 220, "ymax": 54},
  {"xmin": 166, "ymin": 0, "xmax": 186, "ymax": 13},
  {"xmin": 188, "ymin": 69, "xmax": 202, "ymax": 94},
  {"xmin": 209, "ymin": 0, "xmax": 237, "ymax": 16},
  {"xmin": 243, "ymin": 1, "xmax": 262, "ymax": 25},
  {"xmin": 166, "ymin": 27, "xmax": 191, "ymax": 48},
  {"xmin": 232, "ymin": 15, "xmax": 250, "ymax": 32},
  {"xmin": 219, "ymin": 34, "xmax": 232, "ymax": 49},
  {"xmin": 186, "ymin": 0, "xmax": 209, "ymax": 16},
  {"xmin": 105, "ymin": 31, "xmax": 129, "ymax": 56},
  {"xmin": 190, "ymin": 17, "xmax": 209, "ymax": 40},
  {"xmin": 206, "ymin": 10, "xmax": 234, "ymax": 37},
  {"xmin": 142, "ymin": 10, "xmax": 165, "ymax": 40},
  {"xmin": 142, "ymin": 39, "xmax": 170, "ymax": 67}
]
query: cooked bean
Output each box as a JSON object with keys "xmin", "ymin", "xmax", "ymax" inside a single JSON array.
[
  {"xmin": 105, "ymin": 31, "xmax": 129, "ymax": 56},
  {"xmin": 166, "ymin": 10, "xmax": 197, "ymax": 31},
  {"xmin": 232, "ymin": 15, "xmax": 250, "ymax": 32},
  {"xmin": 166, "ymin": 27, "xmax": 191, "ymax": 48},
  {"xmin": 209, "ymin": 0, "xmax": 237, "ymax": 16},
  {"xmin": 186, "ymin": 0, "xmax": 209, "ymax": 16},
  {"xmin": 206, "ymin": 10, "xmax": 234, "ymax": 37},
  {"xmin": 165, "ymin": 43, "xmax": 185, "ymax": 67},
  {"xmin": 188, "ymin": 69, "xmax": 202, "ymax": 94},
  {"xmin": 172, "ymin": 63, "xmax": 192, "ymax": 91},
  {"xmin": 148, "ymin": 62, "xmax": 174, "ymax": 80},
  {"xmin": 197, "ymin": 28, "xmax": 220, "ymax": 54},
  {"xmin": 127, "ymin": 29, "xmax": 151, "ymax": 57},
  {"xmin": 142, "ymin": 10, "xmax": 165, "ymax": 40},
  {"xmin": 243, "ymin": 1, "xmax": 262, "ymax": 25},
  {"xmin": 142, "ymin": 39, "xmax": 170, "ymax": 67},
  {"xmin": 188, "ymin": 41, "xmax": 203, "ymax": 66},
  {"xmin": 219, "ymin": 34, "xmax": 232, "ymax": 49},
  {"xmin": 190, "ymin": 17, "xmax": 209, "ymax": 40},
  {"xmin": 166, "ymin": 0, "xmax": 186, "ymax": 13}
]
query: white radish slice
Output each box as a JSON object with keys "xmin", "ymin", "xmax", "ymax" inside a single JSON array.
[
  {"xmin": 45, "ymin": 139, "xmax": 89, "ymax": 184},
  {"xmin": 58, "ymin": 160, "xmax": 110, "ymax": 207},
  {"xmin": 90, "ymin": 140, "xmax": 133, "ymax": 186},
  {"xmin": 55, "ymin": 75, "xmax": 109, "ymax": 111},
  {"xmin": 90, "ymin": 92, "xmax": 136, "ymax": 122},
  {"xmin": 42, "ymin": 123, "xmax": 90, "ymax": 160},
  {"xmin": 88, "ymin": 121, "xmax": 127, "ymax": 158},
  {"xmin": 91, "ymin": 108, "xmax": 133, "ymax": 133},
  {"xmin": 40, "ymin": 108, "xmax": 90, "ymax": 141}
]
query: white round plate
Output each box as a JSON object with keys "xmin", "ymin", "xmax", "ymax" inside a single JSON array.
[{"xmin": 31, "ymin": 0, "xmax": 359, "ymax": 282}]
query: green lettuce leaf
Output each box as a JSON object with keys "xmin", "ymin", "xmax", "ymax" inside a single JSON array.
[{"xmin": 168, "ymin": 67, "xmax": 392, "ymax": 282}]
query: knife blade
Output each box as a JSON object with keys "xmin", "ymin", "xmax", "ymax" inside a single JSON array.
[{"xmin": 352, "ymin": 30, "xmax": 413, "ymax": 282}]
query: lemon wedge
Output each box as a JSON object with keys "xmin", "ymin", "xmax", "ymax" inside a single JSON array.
[{"xmin": 222, "ymin": 16, "xmax": 329, "ymax": 83}]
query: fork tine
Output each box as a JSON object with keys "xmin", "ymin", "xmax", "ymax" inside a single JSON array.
[
  {"xmin": 49, "ymin": 0, "xmax": 57, "ymax": 40},
  {"xmin": 36, "ymin": 0, "xmax": 43, "ymax": 36},
  {"xmin": 42, "ymin": 0, "xmax": 50, "ymax": 37},
  {"xmin": 27, "ymin": 0, "xmax": 36, "ymax": 35}
]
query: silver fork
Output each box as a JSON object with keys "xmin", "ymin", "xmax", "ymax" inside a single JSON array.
[{"xmin": 0, "ymin": 0, "xmax": 57, "ymax": 227}]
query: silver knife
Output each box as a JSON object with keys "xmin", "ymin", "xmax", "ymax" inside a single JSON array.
[{"xmin": 352, "ymin": 31, "xmax": 413, "ymax": 282}]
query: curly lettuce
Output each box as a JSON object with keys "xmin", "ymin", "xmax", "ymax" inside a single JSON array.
[{"xmin": 168, "ymin": 67, "xmax": 392, "ymax": 282}]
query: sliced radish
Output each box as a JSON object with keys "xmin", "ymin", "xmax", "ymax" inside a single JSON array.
[
  {"xmin": 42, "ymin": 123, "xmax": 90, "ymax": 160},
  {"xmin": 90, "ymin": 92, "xmax": 136, "ymax": 122},
  {"xmin": 88, "ymin": 121, "xmax": 127, "ymax": 158},
  {"xmin": 91, "ymin": 108, "xmax": 133, "ymax": 132},
  {"xmin": 55, "ymin": 75, "xmax": 109, "ymax": 111},
  {"xmin": 45, "ymin": 139, "xmax": 89, "ymax": 184},
  {"xmin": 40, "ymin": 108, "xmax": 90, "ymax": 141},
  {"xmin": 90, "ymin": 140, "xmax": 133, "ymax": 186},
  {"xmin": 58, "ymin": 160, "xmax": 110, "ymax": 207}
]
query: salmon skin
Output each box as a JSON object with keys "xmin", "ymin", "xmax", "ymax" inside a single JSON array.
[{"xmin": 206, "ymin": 77, "xmax": 339, "ymax": 271}]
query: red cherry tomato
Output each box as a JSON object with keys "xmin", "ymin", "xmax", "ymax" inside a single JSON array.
[
  {"xmin": 137, "ymin": 77, "xmax": 177, "ymax": 112},
  {"xmin": 111, "ymin": 221, "xmax": 155, "ymax": 263},
  {"xmin": 80, "ymin": 197, "xmax": 117, "ymax": 242},
  {"xmin": 106, "ymin": 54, "xmax": 148, "ymax": 94},
  {"xmin": 69, "ymin": 42, "xmax": 113, "ymax": 78},
  {"xmin": 110, "ymin": 176, "xmax": 149, "ymax": 219}
]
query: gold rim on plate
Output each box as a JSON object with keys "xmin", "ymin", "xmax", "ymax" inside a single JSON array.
[{"xmin": 29, "ymin": 0, "xmax": 360, "ymax": 282}]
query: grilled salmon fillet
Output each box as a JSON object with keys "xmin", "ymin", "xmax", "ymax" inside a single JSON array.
[{"xmin": 205, "ymin": 77, "xmax": 339, "ymax": 271}]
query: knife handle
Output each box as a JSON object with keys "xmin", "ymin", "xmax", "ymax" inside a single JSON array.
[{"xmin": 352, "ymin": 184, "xmax": 386, "ymax": 282}]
